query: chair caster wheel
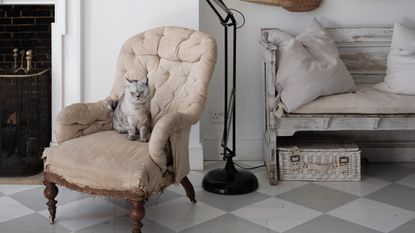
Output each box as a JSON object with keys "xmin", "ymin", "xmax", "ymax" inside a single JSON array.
[{"xmin": 48, "ymin": 216, "xmax": 54, "ymax": 224}]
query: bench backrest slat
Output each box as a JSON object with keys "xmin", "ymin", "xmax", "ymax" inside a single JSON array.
[
  {"xmin": 328, "ymin": 28, "xmax": 392, "ymax": 83},
  {"xmin": 261, "ymin": 27, "xmax": 393, "ymax": 85}
]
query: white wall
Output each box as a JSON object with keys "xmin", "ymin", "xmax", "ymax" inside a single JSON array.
[
  {"xmin": 83, "ymin": 0, "xmax": 199, "ymax": 102},
  {"xmin": 200, "ymin": 0, "xmax": 415, "ymax": 161}
]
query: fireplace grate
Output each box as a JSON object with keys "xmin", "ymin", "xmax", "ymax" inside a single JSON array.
[{"xmin": 0, "ymin": 72, "xmax": 50, "ymax": 176}]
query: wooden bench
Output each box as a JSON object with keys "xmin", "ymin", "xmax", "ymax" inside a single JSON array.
[{"xmin": 261, "ymin": 27, "xmax": 415, "ymax": 185}]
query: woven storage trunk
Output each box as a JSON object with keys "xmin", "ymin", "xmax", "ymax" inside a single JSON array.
[{"xmin": 278, "ymin": 137, "xmax": 361, "ymax": 181}]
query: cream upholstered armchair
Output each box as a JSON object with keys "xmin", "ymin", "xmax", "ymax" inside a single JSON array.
[{"xmin": 42, "ymin": 26, "xmax": 217, "ymax": 233}]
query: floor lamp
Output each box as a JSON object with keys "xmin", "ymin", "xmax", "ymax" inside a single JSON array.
[{"xmin": 202, "ymin": 0, "xmax": 259, "ymax": 195}]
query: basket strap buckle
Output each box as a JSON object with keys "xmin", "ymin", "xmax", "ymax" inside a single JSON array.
[
  {"xmin": 289, "ymin": 146, "xmax": 301, "ymax": 171},
  {"xmin": 339, "ymin": 157, "xmax": 349, "ymax": 164},
  {"xmin": 339, "ymin": 157, "xmax": 349, "ymax": 175}
]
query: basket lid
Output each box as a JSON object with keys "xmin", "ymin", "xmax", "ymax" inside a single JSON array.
[{"xmin": 277, "ymin": 137, "xmax": 359, "ymax": 152}]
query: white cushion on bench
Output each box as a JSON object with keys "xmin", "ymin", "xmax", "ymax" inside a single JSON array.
[{"xmin": 291, "ymin": 85, "xmax": 415, "ymax": 115}]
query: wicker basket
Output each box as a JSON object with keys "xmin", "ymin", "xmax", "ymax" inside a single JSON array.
[
  {"xmin": 241, "ymin": 0, "xmax": 321, "ymax": 12},
  {"xmin": 278, "ymin": 137, "xmax": 361, "ymax": 181}
]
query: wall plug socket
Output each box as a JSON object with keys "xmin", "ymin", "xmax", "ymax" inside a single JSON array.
[{"xmin": 210, "ymin": 111, "xmax": 224, "ymax": 123}]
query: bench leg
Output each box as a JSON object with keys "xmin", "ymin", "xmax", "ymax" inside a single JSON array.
[
  {"xmin": 130, "ymin": 200, "xmax": 145, "ymax": 233},
  {"xmin": 265, "ymin": 132, "xmax": 278, "ymax": 186},
  {"xmin": 181, "ymin": 176, "xmax": 196, "ymax": 203},
  {"xmin": 43, "ymin": 180, "xmax": 58, "ymax": 224}
]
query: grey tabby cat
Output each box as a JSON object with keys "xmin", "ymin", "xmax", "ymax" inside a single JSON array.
[{"xmin": 109, "ymin": 77, "xmax": 151, "ymax": 142}]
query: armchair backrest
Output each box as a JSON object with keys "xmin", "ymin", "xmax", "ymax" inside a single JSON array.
[{"xmin": 111, "ymin": 26, "xmax": 217, "ymax": 125}]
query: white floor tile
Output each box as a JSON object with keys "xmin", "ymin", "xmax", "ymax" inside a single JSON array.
[
  {"xmin": 315, "ymin": 176, "xmax": 391, "ymax": 196},
  {"xmin": 0, "ymin": 185, "xmax": 39, "ymax": 195},
  {"xmin": 146, "ymin": 196, "xmax": 226, "ymax": 232},
  {"xmin": 232, "ymin": 197, "xmax": 322, "ymax": 232},
  {"xmin": 328, "ymin": 198, "xmax": 415, "ymax": 233},
  {"xmin": 396, "ymin": 173, "xmax": 415, "ymax": 189},
  {"xmin": 256, "ymin": 170, "xmax": 309, "ymax": 196},
  {"xmin": 38, "ymin": 197, "xmax": 128, "ymax": 231},
  {"xmin": 0, "ymin": 196, "xmax": 35, "ymax": 223}
]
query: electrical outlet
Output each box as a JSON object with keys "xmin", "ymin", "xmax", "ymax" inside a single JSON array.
[{"xmin": 210, "ymin": 111, "xmax": 224, "ymax": 123}]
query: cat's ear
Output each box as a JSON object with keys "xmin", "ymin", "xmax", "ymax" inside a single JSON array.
[
  {"xmin": 141, "ymin": 77, "xmax": 149, "ymax": 86},
  {"xmin": 124, "ymin": 73, "xmax": 135, "ymax": 84},
  {"xmin": 125, "ymin": 77, "xmax": 133, "ymax": 83}
]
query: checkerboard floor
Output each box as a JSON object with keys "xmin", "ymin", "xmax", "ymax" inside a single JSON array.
[{"xmin": 1, "ymin": 162, "xmax": 415, "ymax": 233}]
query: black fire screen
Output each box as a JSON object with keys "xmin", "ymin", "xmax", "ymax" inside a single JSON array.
[{"xmin": 0, "ymin": 71, "xmax": 51, "ymax": 176}]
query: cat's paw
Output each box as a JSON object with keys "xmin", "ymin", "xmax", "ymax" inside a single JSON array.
[
  {"xmin": 128, "ymin": 135, "xmax": 138, "ymax": 141},
  {"xmin": 117, "ymin": 129, "xmax": 127, "ymax": 134},
  {"xmin": 139, "ymin": 137, "xmax": 149, "ymax": 143}
]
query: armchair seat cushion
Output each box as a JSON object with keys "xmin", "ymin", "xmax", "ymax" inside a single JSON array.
[{"xmin": 43, "ymin": 131, "xmax": 174, "ymax": 197}]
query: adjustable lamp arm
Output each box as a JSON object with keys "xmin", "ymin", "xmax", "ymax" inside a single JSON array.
[
  {"xmin": 205, "ymin": 0, "xmax": 236, "ymax": 26},
  {"xmin": 202, "ymin": 0, "xmax": 259, "ymax": 195},
  {"xmin": 205, "ymin": 0, "xmax": 238, "ymax": 159}
]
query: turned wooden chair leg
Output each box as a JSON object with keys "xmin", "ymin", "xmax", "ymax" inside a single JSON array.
[
  {"xmin": 181, "ymin": 176, "xmax": 196, "ymax": 203},
  {"xmin": 43, "ymin": 180, "xmax": 58, "ymax": 224},
  {"xmin": 130, "ymin": 200, "xmax": 145, "ymax": 233}
]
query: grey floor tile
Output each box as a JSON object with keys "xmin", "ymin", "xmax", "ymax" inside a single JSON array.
[
  {"xmin": 143, "ymin": 217, "xmax": 176, "ymax": 233},
  {"xmin": 72, "ymin": 216, "xmax": 115, "ymax": 233},
  {"xmin": 366, "ymin": 184, "xmax": 415, "ymax": 211},
  {"xmin": 146, "ymin": 190, "xmax": 182, "ymax": 207},
  {"xmin": 389, "ymin": 218, "xmax": 415, "ymax": 233},
  {"xmin": 0, "ymin": 213, "xmax": 71, "ymax": 233},
  {"xmin": 10, "ymin": 186, "xmax": 89, "ymax": 211},
  {"xmin": 73, "ymin": 215, "xmax": 163, "ymax": 233},
  {"xmin": 180, "ymin": 213, "xmax": 279, "ymax": 233},
  {"xmin": 285, "ymin": 214, "xmax": 382, "ymax": 233},
  {"xmin": 362, "ymin": 163, "xmax": 415, "ymax": 182},
  {"xmin": 0, "ymin": 191, "xmax": 3, "ymax": 197},
  {"xmin": 277, "ymin": 184, "xmax": 358, "ymax": 212},
  {"xmin": 195, "ymin": 189, "xmax": 271, "ymax": 212},
  {"xmin": 0, "ymin": 185, "xmax": 40, "ymax": 195},
  {"xmin": 77, "ymin": 214, "xmax": 185, "ymax": 233},
  {"xmin": 105, "ymin": 190, "xmax": 182, "ymax": 210},
  {"xmin": 105, "ymin": 215, "xmax": 175, "ymax": 233}
]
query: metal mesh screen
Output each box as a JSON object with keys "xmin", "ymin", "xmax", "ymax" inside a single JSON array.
[{"xmin": 0, "ymin": 71, "xmax": 50, "ymax": 176}]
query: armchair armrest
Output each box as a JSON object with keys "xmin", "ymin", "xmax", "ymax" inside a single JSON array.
[
  {"xmin": 149, "ymin": 112, "xmax": 195, "ymax": 182},
  {"xmin": 55, "ymin": 100, "xmax": 113, "ymax": 144}
]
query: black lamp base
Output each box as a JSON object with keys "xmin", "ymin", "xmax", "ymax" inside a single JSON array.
[{"xmin": 202, "ymin": 160, "xmax": 258, "ymax": 195}]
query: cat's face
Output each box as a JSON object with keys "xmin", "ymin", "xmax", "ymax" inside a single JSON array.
[{"xmin": 125, "ymin": 78, "xmax": 150, "ymax": 104}]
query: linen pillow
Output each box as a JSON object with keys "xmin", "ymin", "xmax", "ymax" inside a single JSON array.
[
  {"xmin": 267, "ymin": 18, "xmax": 356, "ymax": 113},
  {"xmin": 374, "ymin": 22, "xmax": 415, "ymax": 95}
]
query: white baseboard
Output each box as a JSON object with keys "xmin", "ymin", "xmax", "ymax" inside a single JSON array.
[
  {"xmin": 202, "ymin": 135, "xmax": 264, "ymax": 161},
  {"xmin": 189, "ymin": 143, "xmax": 204, "ymax": 171}
]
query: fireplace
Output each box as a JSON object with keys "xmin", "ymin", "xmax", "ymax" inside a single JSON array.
[{"xmin": 0, "ymin": 4, "xmax": 54, "ymax": 176}]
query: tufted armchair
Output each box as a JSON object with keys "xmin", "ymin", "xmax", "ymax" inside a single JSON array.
[{"xmin": 42, "ymin": 26, "xmax": 217, "ymax": 233}]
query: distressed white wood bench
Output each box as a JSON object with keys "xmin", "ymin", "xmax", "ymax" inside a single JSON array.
[{"xmin": 261, "ymin": 27, "xmax": 415, "ymax": 185}]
